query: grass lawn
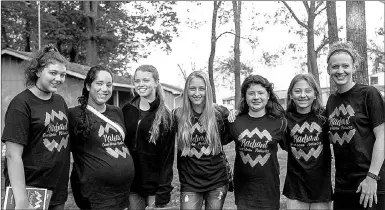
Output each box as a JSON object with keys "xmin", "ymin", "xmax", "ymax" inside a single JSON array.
[{"xmin": 2, "ymin": 143, "xmax": 335, "ymax": 209}]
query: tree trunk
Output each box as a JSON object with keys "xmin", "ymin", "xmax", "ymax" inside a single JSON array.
[
  {"xmin": 307, "ymin": 2, "xmax": 320, "ymax": 86},
  {"xmin": 232, "ymin": 1, "xmax": 241, "ymax": 109},
  {"xmin": 327, "ymin": 1, "xmax": 339, "ymax": 93},
  {"xmin": 208, "ymin": 1, "xmax": 221, "ymax": 103},
  {"xmin": 70, "ymin": 45, "xmax": 78, "ymax": 62},
  {"xmin": 346, "ymin": 1, "xmax": 368, "ymax": 84},
  {"xmin": 57, "ymin": 40, "xmax": 62, "ymax": 53},
  {"xmin": 83, "ymin": 1, "xmax": 98, "ymax": 65},
  {"xmin": 1, "ymin": 25, "xmax": 9, "ymax": 49},
  {"xmin": 24, "ymin": 1, "xmax": 32, "ymax": 52}
]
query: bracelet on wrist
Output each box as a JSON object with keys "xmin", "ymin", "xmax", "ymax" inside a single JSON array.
[{"xmin": 367, "ymin": 171, "xmax": 380, "ymax": 181}]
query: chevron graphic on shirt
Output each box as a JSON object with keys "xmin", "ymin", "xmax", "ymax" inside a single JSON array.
[
  {"xmin": 191, "ymin": 123, "xmax": 205, "ymax": 133},
  {"xmin": 33, "ymin": 191, "xmax": 42, "ymax": 209},
  {"xmin": 43, "ymin": 135, "xmax": 69, "ymax": 152},
  {"xmin": 240, "ymin": 151, "xmax": 271, "ymax": 167},
  {"xmin": 238, "ymin": 128, "xmax": 272, "ymax": 141},
  {"xmin": 291, "ymin": 145, "xmax": 323, "ymax": 161},
  {"xmin": 330, "ymin": 129, "xmax": 356, "ymax": 145},
  {"xmin": 44, "ymin": 110, "xmax": 68, "ymax": 126},
  {"xmin": 98, "ymin": 124, "xmax": 118, "ymax": 137},
  {"xmin": 183, "ymin": 146, "xmax": 212, "ymax": 159},
  {"xmin": 105, "ymin": 147, "xmax": 130, "ymax": 158},
  {"xmin": 290, "ymin": 122, "xmax": 322, "ymax": 136},
  {"xmin": 329, "ymin": 104, "xmax": 355, "ymax": 119}
]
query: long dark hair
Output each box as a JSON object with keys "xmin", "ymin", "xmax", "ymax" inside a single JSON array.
[
  {"xmin": 134, "ymin": 65, "xmax": 171, "ymax": 144},
  {"xmin": 239, "ymin": 74, "xmax": 286, "ymax": 129},
  {"xmin": 24, "ymin": 44, "xmax": 68, "ymax": 87},
  {"xmin": 286, "ymin": 73, "xmax": 325, "ymax": 121},
  {"xmin": 74, "ymin": 65, "xmax": 113, "ymax": 136}
]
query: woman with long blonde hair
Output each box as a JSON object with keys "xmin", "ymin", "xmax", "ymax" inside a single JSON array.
[
  {"xmin": 122, "ymin": 65, "xmax": 175, "ymax": 209},
  {"xmin": 174, "ymin": 71, "xmax": 230, "ymax": 210}
]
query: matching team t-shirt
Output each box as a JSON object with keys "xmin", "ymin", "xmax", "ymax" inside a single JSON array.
[
  {"xmin": 2, "ymin": 89, "xmax": 71, "ymax": 205},
  {"xmin": 3, "ymin": 83, "xmax": 384, "ymax": 208},
  {"xmin": 326, "ymin": 84, "xmax": 385, "ymax": 194},
  {"xmin": 69, "ymin": 105, "xmax": 135, "ymax": 209},
  {"xmin": 283, "ymin": 111, "xmax": 332, "ymax": 202},
  {"xmin": 175, "ymin": 106, "xmax": 229, "ymax": 192},
  {"xmin": 227, "ymin": 113, "xmax": 284, "ymax": 209}
]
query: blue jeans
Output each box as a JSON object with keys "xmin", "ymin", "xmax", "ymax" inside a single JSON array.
[
  {"xmin": 180, "ymin": 185, "xmax": 228, "ymax": 210},
  {"xmin": 128, "ymin": 192, "xmax": 155, "ymax": 210}
]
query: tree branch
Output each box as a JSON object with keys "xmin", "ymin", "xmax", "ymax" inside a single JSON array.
[
  {"xmin": 315, "ymin": 5, "xmax": 327, "ymax": 16},
  {"xmin": 315, "ymin": 1, "xmax": 324, "ymax": 11},
  {"xmin": 216, "ymin": 31, "xmax": 257, "ymax": 45},
  {"xmin": 177, "ymin": 64, "xmax": 188, "ymax": 81},
  {"xmin": 315, "ymin": 36, "xmax": 329, "ymax": 54},
  {"xmin": 282, "ymin": 1, "xmax": 310, "ymax": 30},
  {"xmin": 302, "ymin": 1, "xmax": 310, "ymax": 14}
]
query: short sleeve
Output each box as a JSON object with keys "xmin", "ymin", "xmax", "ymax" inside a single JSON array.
[
  {"xmin": 365, "ymin": 87, "xmax": 385, "ymax": 128},
  {"xmin": 1, "ymin": 109, "xmax": 30, "ymax": 145}
]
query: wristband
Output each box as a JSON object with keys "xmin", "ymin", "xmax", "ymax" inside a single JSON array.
[{"xmin": 367, "ymin": 171, "xmax": 380, "ymax": 181}]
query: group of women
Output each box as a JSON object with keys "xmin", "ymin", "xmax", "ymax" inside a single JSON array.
[{"xmin": 2, "ymin": 41, "xmax": 384, "ymax": 210}]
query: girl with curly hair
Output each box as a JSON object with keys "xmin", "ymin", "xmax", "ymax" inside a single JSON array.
[
  {"xmin": 227, "ymin": 74, "xmax": 286, "ymax": 210},
  {"xmin": 2, "ymin": 44, "xmax": 70, "ymax": 210}
]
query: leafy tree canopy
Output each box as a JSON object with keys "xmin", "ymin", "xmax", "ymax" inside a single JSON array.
[{"xmin": 1, "ymin": 1, "xmax": 180, "ymax": 75}]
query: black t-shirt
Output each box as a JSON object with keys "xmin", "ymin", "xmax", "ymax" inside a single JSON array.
[
  {"xmin": 228, "ymin": 114, "xmax": 284, "ymax": 209},
  {"xmin": 283, "ymin": 111, "xmax": 332, "ymax": 202},
  {"xmin": 326, "ymin": 84, "xmax": 385, "ymax": 193},
  {"xmin": 2, "ymin": 89, "xmax": 70, "ymax": 205},
  {"xmin": 139, "ymin": 109, "xmax": 149, "ymax": 121},
  {"xmin": 176, "ymin": 106, "xmax": 229, "ymax": 192},
  {"xmin": 69, "ymin": 105, "xmax": 135, "ymax": 210}
]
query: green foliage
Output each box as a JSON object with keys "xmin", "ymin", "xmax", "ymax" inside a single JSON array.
[
  {"xmin": 368, "ymin": 27, "xmax": 385, "ymax": 73},
  {"xmin": 1, "ymin": 1, "xmax": 39, "ymax": 50},
  {"xmin": 1, "ymin": 1, "xmax": 180, "ymax": 74},
  {"xmin": 214, "ymin": 56, "xmax": 253, "ymax": 90},
  {"xmin": 260, "ymin": 52, "xmax": 280, "ymax": 67}
]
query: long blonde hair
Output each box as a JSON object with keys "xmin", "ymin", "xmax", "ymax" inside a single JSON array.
[
  {"xmin": 135, "ymin": 65, "xmax": 171, "ymax": 144},
  {"xmin": 175, "ymin": 71, "xmax": 221, "ymax": 156}
]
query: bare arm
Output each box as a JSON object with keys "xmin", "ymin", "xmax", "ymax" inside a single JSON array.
[
  {"xmin": 357, "ymin": 123, "xmax": 385, "ymax": 208},
  {"xmin": 369, "ymin": 123, "xmax": 385, "ymax": 175},
  {"xmin": 5, "ymin": 142, "xmax": 33, "ymax": 209}
]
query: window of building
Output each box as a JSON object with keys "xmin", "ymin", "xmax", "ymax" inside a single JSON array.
[{"xmin": 370, "ymin": 76, "xmax": 378, "ymax": 85}]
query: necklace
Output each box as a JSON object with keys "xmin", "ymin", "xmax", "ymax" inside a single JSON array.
[{"xmin": 35, "ymin": 84, "xmax": 51, "ymax": 94}]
